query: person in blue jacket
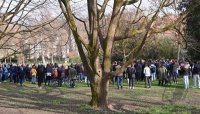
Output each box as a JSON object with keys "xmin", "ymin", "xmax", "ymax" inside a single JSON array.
[{"xmin": 3, "ymin": 64, "xmax": 8, "ymax": 82}]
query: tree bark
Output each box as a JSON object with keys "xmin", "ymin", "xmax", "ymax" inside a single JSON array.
[
  {"xmin": 89, "ymin": 72, "xmax": 110, "ymax": 110},
  {"xmin": 98, "ymin": 74, "xmax": 109, "ymax": 109},
  {"xmin": 89, "ymin": 74, "xmax": 100, "ymax": 107}
]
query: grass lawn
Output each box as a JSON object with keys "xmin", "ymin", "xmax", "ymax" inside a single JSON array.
[{"xmin": 0, "ymin": 77, "xmax": 200, "ymax": 114}]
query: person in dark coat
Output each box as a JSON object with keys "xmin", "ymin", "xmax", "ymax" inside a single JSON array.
[
  {"xmin": 37, "ymin": 65, "xmax": 45, "ymax": 89},
  {"xmin": 12, "ymin": 65, "xmax": 18, "ymax": 83},
  {"xmin": 45, "ymin": 64, "xmax": 52, "ymax": 86},
  {"xmin": 9, "ymin": 64, "xmax": 13, "ymax": 82},
  {"xmin": 57, "ymin": 66, "xmax": 62, "ymax": 87},
  {"xmin": 68, "ymin": 65, "xmax": 77, "ymax": 88},
  {"xmin": 16, "ymin": 64, "xmax": 21, "ymax": 83},
  {"xmin": 127, "ymin": 64, "xmax": 136, "ymax": 89},
  {"xmin": 24, "ymin": 64, "xmax": 31, "ymax": 82},
  {"xmin": 19, "ymin": 65, "xmax": 25, "ymax": 86},
  {"xmin": 0, "ymin": 66, "xmax": 3, "ymax": 83}
]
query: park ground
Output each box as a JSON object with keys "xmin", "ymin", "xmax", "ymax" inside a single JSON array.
[{"xmin": 0, "ymin": 78, "xmax": 200, "ymax": 114}]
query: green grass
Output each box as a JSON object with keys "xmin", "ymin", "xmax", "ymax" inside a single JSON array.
[{"xmin": 0, "ymin": 77, "xmax": 200, "ymax": 114}]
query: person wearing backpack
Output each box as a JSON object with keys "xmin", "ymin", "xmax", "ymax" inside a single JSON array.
[
  {"xmin": 192, "ymin": 61, "xmax": 200, "ymax": 88},
  {"xmin": 68, "ymin": 65, "xmax": 77, "ymax": 88},
  {"xmin": 150, "ymin": 62, "xmax": 156, "ymax": 81},
  {"xmin": 53, "ymin": 67, "xmax": 58, "ymax": 79}
]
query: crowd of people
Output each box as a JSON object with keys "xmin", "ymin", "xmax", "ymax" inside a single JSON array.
[
  {"xmin": 0, "ymin": 63, "xmax": 87, "ymax": 88},
  {"xmin": 0, "ymin": 59, "xmax": 200, "ymax": 90},
  {"xmin": 112, "ymin": 59, "xmax": 200, "ymax": 89}
]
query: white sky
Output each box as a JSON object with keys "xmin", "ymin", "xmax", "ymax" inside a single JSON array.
[{"xmin": 0, "ymin": 0, "xmax": 177, "ymax": 23}]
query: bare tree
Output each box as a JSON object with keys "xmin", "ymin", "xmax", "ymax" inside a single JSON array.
[
  {"xmin": 57, "ymin": 0, "xmax": 190, "ymax": 110},
  {"xmin": 0, "ymin": 0, "xmax": 62, "ymax": 63}
]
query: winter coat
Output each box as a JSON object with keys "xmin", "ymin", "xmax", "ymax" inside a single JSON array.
[
  {"xmin": 144, "ymin": 66, "xmax": 151, "ymax": 77},
  {"xmin": 19, "ymin": 68, "xmax": 25, "ymax": 79},
  {"xmin": 68, "ymin": 67, "xmax": 77, "ymax": 80},
  {"xmin": 158, "ymin": 66, "xmax": 167, "ymax": 80},
  {"xmin": 37, "ymin": 66, "xmax": 45, "ymax": 83}
]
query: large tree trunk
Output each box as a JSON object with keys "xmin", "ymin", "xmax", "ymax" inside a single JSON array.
[
  {"xmin": 89, "ymin": 74, "xmax": 100, "ymax": 107},
  {"xmin": 89, "ymin": 71, "xmax": 110, "ymax": 110},
  {"xmin": 98, "ymin": 74, "xmax": 110, "ymax": 109},
  {"xmin": 90, "ymin": 78, "xmax": 110, "ymax": 109}
]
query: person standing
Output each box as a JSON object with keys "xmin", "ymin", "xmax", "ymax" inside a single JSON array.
[
  {"xmin": 135, "ymin": 61, "xmax": 143, "ymax": 81},
  {"xmin": 24, "ymin": 64, "xmax": 31, "ymax": 82},
  {"xmin": 68, "ymin": 65, "xmax": 77, "ymax": 88},
  {"xmin": 116, "ymin": 61, "xmax": 123, "ymax": 89},
  {"xmin": 127, "ymin": 63, "xmax": 136, "ymax": 89},
  {"xmin": 11, "ymin": 64, "xmax": 18, "ymax": 83},
  {"xmin": 158, "ymin": 63, "xmax": 167, "ymax": 86},
  {"xmin": 0, "ymin": 66, "xmax": 3, "ymax": 83},
  {"xmin": 9, "ymin": 64, "xmax": 13, "ymax": 82},
  {"xmin": 19, "ymin": 65, "xmax": 25, "ymax": 86},
  {"xmin": 144, "ymin": 63, "xmax": 151, "ymax": 88},
  {"xmin": 183, "ymin": 62, "xmax": 190, "ymax": 89},
  {"xmin": 31, "ymin": 65, "xmax": 37, "ymax": 84},
  {"xmin": 192, "ymin": 61, "xmax": 200, "ymax": 88},
  {"xmin": 57, "ymin": 66, "xmax": 62, "ymax": 87},
  {"xmin": 37, "ymin": 65, "xmax": 45, "ymax": 89},
  {"xmin": 172, "ymin": 60, "xmax": 179, "ymax": 84},
  {"xmin": 45, "ymin": 64, "xmax": 52, "ymax": 86},
  {"xmin": 3, "ymin": 64, "xmax": 8, "ymax": 82},
  {"xmin": 112, "ymin": 61, "xmax": 117, "ymax": 85},
  {"xmin": 150, "ymin": 62, "xmax": 156, "ymax": 81},
  {"xmin": 60, "ymin": 65, "xmax": 66, "ymax": 86}
]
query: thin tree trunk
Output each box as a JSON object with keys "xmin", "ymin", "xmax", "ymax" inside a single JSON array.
[
  {"xmin": 42, "ymin": 54, "xmax": 46, "ymax": 65},
  {"xmin": 51, "ymin": 55, "xmax": 54, "ymax": 63}
]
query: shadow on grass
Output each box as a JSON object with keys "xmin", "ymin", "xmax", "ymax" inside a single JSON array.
[
  {"xmin": 0, "ymin": 79, "xmax": 200, "ymax": 114},
  {"xmin": 0, "ymin": 82, "xmax": 130, "ymax": 114},
  {"xmin": 0, "ymin": 82, "xmax": 95, "ymax": 114}
]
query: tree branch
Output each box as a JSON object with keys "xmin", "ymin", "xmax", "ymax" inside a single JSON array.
[
  {"xmin": 98, "ymin": 0, "xmax": 109, "ymax": 19},
  {"xmin": 72, "ymin": 13, "xmax": 89, "ymax": 36},
  {"xmin": 123, "ymin": 0, "xmax": 139, "ymax": 6}
]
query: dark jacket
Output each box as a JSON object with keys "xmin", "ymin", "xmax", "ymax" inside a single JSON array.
[
  {"xmin": 127, "ymin": 66, "xmax": 136, "ymax": 79},
  {"xmin": 37, "ymin": 65, "xmax": 45, "ymax": 83},
  {"xmin": 69, "ymin": 67, "xmax": 77, "ymax": 80},
  {"xmin": 19, "ymin": 68, "xmax": 25, "ymax": 79}
]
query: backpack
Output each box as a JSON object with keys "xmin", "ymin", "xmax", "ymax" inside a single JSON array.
[
  {"xmin": 193, "ymin": 64, "xmax": 199, "ymax": 74},
  {"xmin": 3, "ymin": 67, "xmax": 8, "ymax": 73},
  {"xmin": 150, "ymin": 67, "xmax": 156, "ymax": 73},
  {"xmin": 53, "ymin": 69, "xmax": 58, "ymax": 78},
  {"xmin": 131, "ymin": 67, "xmax": 136, "ymax": 74}
]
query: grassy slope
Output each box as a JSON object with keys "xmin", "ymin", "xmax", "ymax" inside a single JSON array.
[{"xmin": 0, "ymin": 78, "xmax": 200, "ymax": 114}]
